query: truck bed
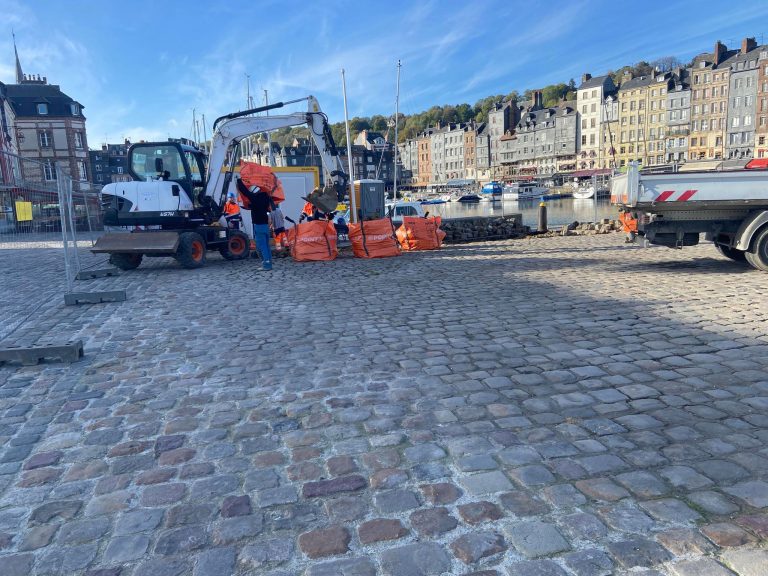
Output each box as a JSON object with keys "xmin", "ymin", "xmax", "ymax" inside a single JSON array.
[{"xmin": 611, "ymin": 165, "xmax": 768, "ymax": 212}]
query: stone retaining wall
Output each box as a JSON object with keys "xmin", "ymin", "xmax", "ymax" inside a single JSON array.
[{"xmin": 441, "ymin": 215, "xmax": 525, "ymax": 243}]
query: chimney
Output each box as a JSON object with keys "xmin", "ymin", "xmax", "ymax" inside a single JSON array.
[
  {"xmin": 742, "ymin": 37, "xmax": 757, "ymax": 54},
  {"xmin": 714, "ymin": 40, "xmax": 727, "ymax": 65},
  {"xmin": 532, "ymin": 90, "xmax": 543, "ymax": 110},
  {"xmin": 581, "ymin": 73, "xmax": 592, "ymax": 84}
]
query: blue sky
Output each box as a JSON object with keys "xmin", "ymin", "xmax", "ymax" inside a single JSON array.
[{"xmin": 2, "ymin": 0, "xmax": 768, "ymax": 145}]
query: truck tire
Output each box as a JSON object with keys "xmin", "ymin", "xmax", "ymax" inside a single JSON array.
[
  {"xmin": 175, "ymin": 232, "xmax": 206, "ymax": 269},
  {"xmin": 745, "ymin": 227, "xmax": 768, "ymax": 272},
  {"xmin": 219, "ymin": 231, "xmax": 250, "ymax": 260},
  {"xmin": 109, "ymin": 253, "xmax": 143, "ymax": 270},
  {"xmin": 715, "ymin": 244, "xmax": 747, "ymax": 263}
]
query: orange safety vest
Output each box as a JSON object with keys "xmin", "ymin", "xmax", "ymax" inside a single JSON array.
[
  {"xmin": 619, "ymin": 212, "xmax": 637, "ymax": 233},
  {"xmin": 223, "ymin": 200, "xmax": 240, "ymax": 216}
]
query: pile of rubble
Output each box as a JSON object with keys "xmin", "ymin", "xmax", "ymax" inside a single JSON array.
[
  {"xmin": 441, "ymin": 215, "xmax": 526, "ymax": 243},
  {"xmin": 560, "ymin": 219, "xmax": 622, "ymax": 236}
]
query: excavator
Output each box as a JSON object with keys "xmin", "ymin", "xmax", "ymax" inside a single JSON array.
[{"xmin": 93, "ymin": 96, "xmax": 348, "ymax": 269}]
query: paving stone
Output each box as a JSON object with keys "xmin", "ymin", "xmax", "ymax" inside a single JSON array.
[
  {"xmin": 135, "ymin": 558, "xmax": 190, "ymax": 576},
  {"xmin": 669, "ymin": 558, "xmax": 736, "ymax": 576},
  {"xmin": 575, "ymin": 478, "xmax": 629, "ymax": 501},
  {"xmin": 18, "ymin": 524, "xmax": 58, "ymax": 551},
  {"xmin": 700, "ymin": 522, "xmax": 756, "ymax": 547},
  {"xmin": 614, "ymin": 471, "xmax": 668, "ymax": 498},
  {"xmin": 29, "ymin": 500, "xmax": 83, "ymax": 525},
  {"xmin": 734, "ymin": 514, "xmax": 768, "ymax": 539},
  {"xmin": 451, "ymin": 531, "xmax": 506, "ymax": 564},
  {"xmin": 607, "ymin": 537, "xmax": 672, "ymax": 568},
  {"xmin": 239, "ymin": 537, "xmax": 294, "ymax": 569},
  {"xmin": 506, "ymin": 559, "xmax": 568, "ymax": 576},
  {"xmin": 410, "ymin": 507, "xmax": 458, "ymax": 536},
  {"xmin": 508, "ymin": 464, "xmax": 555, "ymax": 487},
  {"xmin": 36, "ymin": 543, "xmax": 99, "ymax": 574},
  {"xmin": 506, "ymin": 520, "xmax": 570, "ymax": 558},
  {"xmin": 298, "ymin": 526, "xmax": 350, "ymax": 559},
  {"xmin": 687, "ymin": 491, "xmax": 740, "ymax": 516},
  {"xmin": 656, "ymin": 528, "xmax": 716, "ymax": 556},
  {"xmin": 194, "ymin": 547, "xmax": 236, "ymax": 576},
  {"xmin": 4, "ymin": 553, "xmax": 34, "ymax": 576},
  {"xmin": 380, "ymin": 542, "xmax": 451, "ymax": 576},
  {"xmin": 221, "ymin": 495, "xmax": 251, "ymax": 517},
  {"xmin": 257, "ymin": 486, "xmax": 298, "ymax": 508},
  {"xmin": 302, "ymin": 475, "xmax": 367, "ymax": 497},
  {"xmin": 421, "ymin": 482, "xmax": 462, "ymax": 504},
  {"xmin": 598, "ymin": 502, "xmax": 655, "ymax": 533},
  {"xmin": 307, "ymin": 557, "xmax": 377, "ymax": 576},
  {"xmin": 212, "ymin": 515, "xmax": 264, "ymax": 544},
  {"xmin": 141, "ymin": 483, "xmax": 187, "ymax": 506},
  {"xmin": 155, "ymin": 526, "xmax": 209, "ymax": 555},
  {"xmin": 358, "ymin": 518, "xmax": 408, "ymax": 544},
  {"xmin": 719, "ymin": 548, "xmax": 768, "ymax": 576},
  {"xmin": 115, "ymin": 508, "xmax": 164, "ymax": 535},
  {"xmin": 561, "ymin": 548, "xmax": 614, "ymax": 576},
  {"xmin": 370, "ymin": 468, "xmax": 409, "ymax": 489},
  {"xmin": 639, "ymin": 498, "xmax": 702, "ymax": 523},
  {"xmin": 57, "ymin": 517, "xmax": 110, "ymax": 544},
  {"xmin": 103, "ymin": 534, "xmax": 150, "ymax": 563},
  {"xmin": 461, "ymin": 471, "xmax": 514, "ymax": 495},
  {"xmin": 499, "ymin": 490, "xmax": 550, "ymax": 516},
  {"xmin": 458, "ymin": 501, "xmax": 503, "ymax": 524},
  {"xmin": 724, "ymin": 480, "xmax": 768, "ymax": 508},
  {"xmin": 374, "ymin": 489, "xmax": 420, "ymax": 512},
  {"xmin": 325, "ymin": 497, "xmax": 368, "ymax": 522},
  {"xmin": 540, "ymin": 484, "xmax": 587, "ymax": 508}
]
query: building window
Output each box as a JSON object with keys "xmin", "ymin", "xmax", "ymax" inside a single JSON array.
[
  {"xmin": 733, "ymin": 117, "xmax": 740, "ymax": 128},
  {"xmin": 43, "ymin": 161, "xmax": 56, "ymax": 181},
  {"xmin": 78, "ymin": 161, "xmax": 87, "ymax": 181},
  {"xmin": 74, "ymin": 132, "xmax": 84, "ymax": 149},
  {"xmin": 116, "ymin": 167, "xmax": 124, "ymax": 174},
  {"xmin": 745, "ymin": 115, "xmax": 752, "ymax": 126},
  {"xmin": 39, "ymin": 131, "xmax": 51, "ymax": 148},
  {"xmin": 70, "ymin": 103, "xmax": 80, "ymax": 115},
  {"xmin": 96, "ymin": 174, "xmax": 102, "ymax": 183},
  {"xmin": 95, "ymin": 164, "xmax": 102, "ymax": 172},
  {"xmin": 37, "ymin": 103, "xmax": 48, "ymax": 115}
]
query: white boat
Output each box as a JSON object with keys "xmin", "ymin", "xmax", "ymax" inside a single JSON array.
[
  {"xmin": 572, "ymin": 186, "xmax": 595, "ymax": 200},
  {"xmin": 503, "ymin": 182, "xmax": 548, "ymax": 201}
]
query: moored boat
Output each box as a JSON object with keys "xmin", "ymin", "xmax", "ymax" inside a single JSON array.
[{"xmin": 503, "ymin": 182, "xmax": 548, "ymax": 201}]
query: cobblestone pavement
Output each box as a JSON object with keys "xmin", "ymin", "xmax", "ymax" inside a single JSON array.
[{"xmin": 1, "ymin": 232, "xmax": 767, "ymax": 576}]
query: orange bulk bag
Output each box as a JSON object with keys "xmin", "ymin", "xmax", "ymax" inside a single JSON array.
[
  {"xmin": 349, "ymin": 218, "xmax": 401, "ymax": 259},
  {"xmin": 396, "ymin": 216, "xmax": 446, "ymax": 251},
  {"xmin": 239, "ymin": 162, "xmax": 286, "ymax": 204},
  {"xmin": 286, "ymin": 220, "xmax": 338, "ymax": 262}
]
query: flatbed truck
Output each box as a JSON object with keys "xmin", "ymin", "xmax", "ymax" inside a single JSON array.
[{"xmin": 611, "ymin": 163, "xmax": 768, "ymax": 271}]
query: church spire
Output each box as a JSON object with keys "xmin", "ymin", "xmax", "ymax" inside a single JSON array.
[{"xmin": 13, "ymin": 30, "xmax": 23, "ymax": 84}]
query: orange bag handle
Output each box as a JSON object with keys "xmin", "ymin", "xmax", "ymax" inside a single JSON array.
[{"xmin": 360, "ymin": 220, "xmax": 370, "ymax": 256}]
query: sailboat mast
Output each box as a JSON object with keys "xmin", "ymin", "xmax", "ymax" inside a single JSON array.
[
  {"xmin": 265, "ymin": 90, "xmax": 274, "ymax": 167},
  {"xmin": 393, "ymin": 60, "xmax": 401, "ymax": 200}
]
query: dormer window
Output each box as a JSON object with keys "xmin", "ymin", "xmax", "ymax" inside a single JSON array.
[
  {"xmin": 37, "ymin": 103, "xmax": 48, "ymax": 115},
  {"xmin": 70, "ymin": 103, "xmax": 80, "ymax": 116}
]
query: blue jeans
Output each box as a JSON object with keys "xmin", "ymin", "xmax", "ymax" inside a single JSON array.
[{"xmin": 253, "ymin": 224, "xmax": 272, "ymax": 270}]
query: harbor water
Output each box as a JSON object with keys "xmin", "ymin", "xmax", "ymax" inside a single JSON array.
[{"xmin": 427, "ymin": 197, "xmax": 618, "ymax": 228}]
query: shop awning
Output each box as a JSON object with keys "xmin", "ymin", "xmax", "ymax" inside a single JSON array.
[
  {"xmin": 678, "ymin": 160, "xmax": 723, "ymax": 172},
  {"xmin": 446, "ymin": 179, "xmax": 476, "ymax": 188},
  {"xmin": 571, "ymin": 168, "xmax": 612, "ymax": 178}
]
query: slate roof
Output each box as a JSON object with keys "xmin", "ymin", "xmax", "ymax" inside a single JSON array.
[
  {"xmin": 578, "ymin": 74, "xmax": 613, "ymax": 90},
  {"xmin": 4, "ymin": 82, "xmax": 84, "ymax": 118},
  {"xmin": 618, "ymin": 75, "xmax": 654, "ymax": 91}
]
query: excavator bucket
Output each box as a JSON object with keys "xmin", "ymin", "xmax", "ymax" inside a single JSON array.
[
  {"xmin": 305, "ymin": 185, "xmax": 340, "ymax": 213},
  {"xmin": 92, "ymin": 232, "xmax": 180, "ymax": 254}
]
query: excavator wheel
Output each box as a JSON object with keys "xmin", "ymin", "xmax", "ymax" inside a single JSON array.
[
  {"xmin": 219, "ymin": 231, "xmax": 250, "ymax": 260},
  {"xmin": 109, "ymin": 253, "xmax": 143, "ymax": 270},
  {"xmin": 175, "ymin": 232, "xmax": 206, "ymax": 269}
]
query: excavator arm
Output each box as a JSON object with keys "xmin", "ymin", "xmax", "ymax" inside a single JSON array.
[{"xmin": 205, "ymin": 96, "xmax": 348, "ymax": 211}]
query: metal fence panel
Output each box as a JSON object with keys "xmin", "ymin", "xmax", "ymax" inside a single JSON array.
[{"xmin": 0, "ymin": 150, "xmax": 103, "ymax": 341}]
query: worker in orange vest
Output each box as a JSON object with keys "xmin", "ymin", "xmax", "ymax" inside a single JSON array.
[
  {"xmin": 222, "ymin": 192, "xmax": 242, "ymax": 230},
  {"xmin": 619, "ymin": 209, "xmax": 637, "ymax": 243}
]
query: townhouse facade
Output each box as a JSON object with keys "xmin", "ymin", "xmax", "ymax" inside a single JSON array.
[
  {"xmin": 666, "ymin": 69, "xmax": 691, "ymax": 163},
  {"xmin": 577, "ymin": 74, "xmax": 616, "ymax": 169},
  {"xmin": 757, "ymin": 50, "xmax": 768, "ymax": 159},
  {"xmin": 725, "ymin": 38, "xmax": 760, "ymax": 160}
]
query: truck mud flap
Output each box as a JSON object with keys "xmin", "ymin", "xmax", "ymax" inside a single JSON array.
[{"xmin": 91, "ymin": 232, "xmax": 180, "ymax": 254}]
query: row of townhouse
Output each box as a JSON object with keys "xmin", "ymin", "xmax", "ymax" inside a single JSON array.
[{"xmin": 400, "ymin": 36, "xmax": 768, "ymax": 187}]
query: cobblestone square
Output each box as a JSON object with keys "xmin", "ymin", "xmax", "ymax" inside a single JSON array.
[{"xmin": 1, "ymin": 233, "xmax": 767, "ymax": 575}]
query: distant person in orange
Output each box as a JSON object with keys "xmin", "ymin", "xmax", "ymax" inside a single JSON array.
[
  {"xmin": 222, "ymin": 192, "xmax": 242, "ymax": 230},
  {"xmin": 619, "ymin": 209, "xmax": 637, "ymax": 243}
]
